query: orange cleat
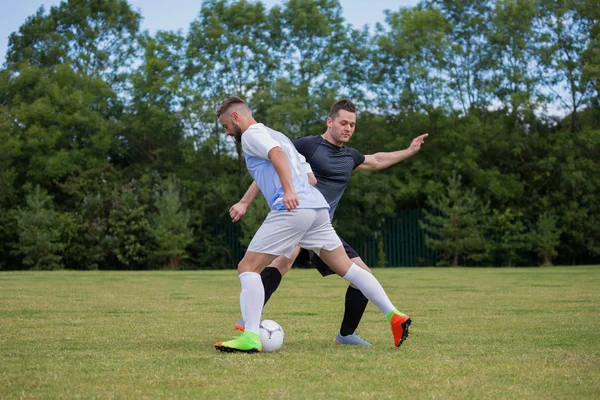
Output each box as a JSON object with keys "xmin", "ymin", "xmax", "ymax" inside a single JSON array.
[{"xmin": 390, "ymin": 313, "xmax": 411, "ymax": 347}]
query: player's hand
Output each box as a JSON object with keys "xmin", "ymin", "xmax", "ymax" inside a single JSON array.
[
  {"xmin": 408, "ymin": 133, "xmax": 429, "ymax": 155},
  {"xmin": 283, "ymin": 190, "xmax": 299, "ymax": 211},
  {"xmin": 229, "ymin": 202, "xmax": 248, "ymax": 222}
]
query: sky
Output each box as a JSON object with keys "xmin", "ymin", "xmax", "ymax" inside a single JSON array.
[{"xmin": 0, "ymin": 0, "xmax": 418, "ymax": 65}]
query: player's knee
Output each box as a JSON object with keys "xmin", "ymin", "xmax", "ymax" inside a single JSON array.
[
  {"xmin": 352, "ymin": 258, "xmax": 371, "ymax": 274},
  {"xmin": 271, "ymin": 258, "xmax": 293, "ymax": 276},
  {"xmin": 237, "ymin": 259, "xmax": 255, "ymax": 274}
]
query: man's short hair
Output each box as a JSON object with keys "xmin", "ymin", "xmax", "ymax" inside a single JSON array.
[
  {"xmin": 329, "ymin": 99, "xmax": 356, "ymax": 119},
  {"xmin": 216, "ymin": 96, "xmax": 247, "ymax": 117}
]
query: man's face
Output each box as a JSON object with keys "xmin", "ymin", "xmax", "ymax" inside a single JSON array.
[
  {"xmin": 219, "ymin": 112, "xmax": 243, "ymax": 143},
  {"xmin": 327, "ymin": 110, "xmax": 356, "ymax": 144}
]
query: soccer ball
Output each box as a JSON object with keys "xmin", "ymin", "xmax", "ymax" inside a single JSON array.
[{"xmin": 259, "ymin": 319, "xmax": 284, "ymax": 352}]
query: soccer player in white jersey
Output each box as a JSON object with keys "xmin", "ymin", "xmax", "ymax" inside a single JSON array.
[{"xmin": 213, "ymin": 96, "xmax": 411, "ymax": 353}]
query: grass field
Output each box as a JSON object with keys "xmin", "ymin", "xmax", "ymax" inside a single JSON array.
[{"xmin": 1, "ymin": 267, "xmax": 599, "ymax": 399}]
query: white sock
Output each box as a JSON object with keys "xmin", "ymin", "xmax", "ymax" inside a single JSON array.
[
  {"xmin": 239, "ymin": 291, "xmax": 246, "ymax": 323},
  {"xmin": 343, "ymin": 263, "xmax": 395, "ymax": 315},
  {"xmin": 239, "ymin": 272, "xmax": 264, "ymax": 335}
]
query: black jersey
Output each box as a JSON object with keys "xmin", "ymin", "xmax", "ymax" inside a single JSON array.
[{"xmin": 293, "ymin": 135, "xmax": 365, "ymax": 219}]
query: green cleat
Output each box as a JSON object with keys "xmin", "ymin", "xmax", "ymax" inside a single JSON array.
[{"xmin": 215, "ymin": 331, "xmax": 262, "ymax": 353}]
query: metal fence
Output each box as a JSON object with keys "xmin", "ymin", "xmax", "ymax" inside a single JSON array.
[{"xmin": 352, "ymin": 209, "xmax": 438, "ymax": 267}]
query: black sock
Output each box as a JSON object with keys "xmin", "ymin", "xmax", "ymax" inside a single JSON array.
[
  {"xmin": 340, "ymin": 286, "xmax": 369, "ymax": 336},
  {"xmin": 260, "ymin": 267, "xmax": 282, "ymax": 306}
]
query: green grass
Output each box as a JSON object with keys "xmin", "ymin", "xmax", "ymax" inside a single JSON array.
[{"xmin": 1, "ymin": 267, "xmax": 599, "ymax": 399}]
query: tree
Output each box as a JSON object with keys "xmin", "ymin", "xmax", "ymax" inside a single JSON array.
[
  {"xmin": 12, "ymin": 186, "xmax": 69, "ymax": 270},
  {"xmin": 0, "ymin": 71, "xmax": 21, "ymax": 268},
  {"xmin": 489, "ymin": 208, "xmax": 529, "ymax": 266},
  {"xmin": 119, "ymin": 31, "xmax": 185, "ymax": 173},
  {"xmin": 149, "ymin": 176, "xmax": 194, "ymax": 269},
  {"xmin": 424, "ymin": 0, "xmax": 494, "ymax": 113},
  {"xmin": 537, "ymin": 0, "xmax": 597, "ymax": 132},
  {"xmin": 267, "ymin": 0, "xmax": 364, "ymax": 133},
  {"xmin": 6, "ymin": 0, "xmax": 141, "ymax": 87},
  {"xmin": 420, "ymin": 172, "xmax": 490, "ymax": 266},
  {"xmin": 58, "ymin": 166, "xmax": 121, "ymax": 270},
  {"xmin": 0, "ymin": 70, "xmax": 20, "ymax": 210},
  {"xmin": 543, "ymin": 128, "xmax": 600, "ymax": 264},
  {"xmin": 106, "ymin": 182, "xmax": 150, "ymax": 269},
  {"xmin": 3, "ymin": 63, "xmax": 119, "ymax": 196},
  {"xmin": 581, "ymin": 0, "xmax": 600, "ymax": 108},
  {"xmin": 530, "ymin": 212, "xmax": 561, "ymax": 266},
  {"xmin": 2, "ymin": 0, "xmax": 138, "ymax": 207},
  {"xmin": 184, "ymin": 0, "xmax": 274, "ymax": 153},
  {"xmin": 371, "ymin": 6, "xmax": 451, "ymax": 116},
  {"xmin": 488, "ymin": 0, "xmax": 544, "ymax": 121}
]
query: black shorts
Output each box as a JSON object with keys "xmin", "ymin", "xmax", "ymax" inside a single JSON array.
[{"xmin": 294, "ymin": 238, "xmax": 360, "ymax": 277}]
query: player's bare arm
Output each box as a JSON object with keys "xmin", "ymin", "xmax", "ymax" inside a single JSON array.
[
  {"xmin": 230, "ymin": 181, "xmax": 261, "ymax": 222},
  {"xmin": 268, "ymin": 147, "xmax": 299, "ymax": 211},
  {"xmin": 355, "ymin": 133, "xmax": 429, "ymax": 171},
  {"xmin": 230, "ymin": 172, "xmax": 316, "ymax": 222}
]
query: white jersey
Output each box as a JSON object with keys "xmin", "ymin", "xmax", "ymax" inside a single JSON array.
[{"xmin": 241, "ymin": 123, "xmax": 329, "ymax": 211}]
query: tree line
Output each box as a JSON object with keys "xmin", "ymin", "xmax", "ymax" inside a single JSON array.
[{"xmin": 0, "ymin": 0, "xmax": 598, "ymax": 270}]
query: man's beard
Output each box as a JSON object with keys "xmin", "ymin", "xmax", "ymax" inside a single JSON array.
[{"xmin": 233, "ymin": 125, "xmax": 243, "ymax": 143}]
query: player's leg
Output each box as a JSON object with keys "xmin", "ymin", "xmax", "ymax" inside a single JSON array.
[
  {"xmin": 316, "ymin": 246, "xmax": 394, "ymax": 314},
  {"xmin": 215, "ymin": 251, "xmax": 277, "ymax": 353},
  {"xmin": 300, "ymin": 210, "xmax": 411, "ymax": 347},
  {"xmin": 216, "ymin": 209, "xmax": 313, "ymax": 353},
  {"xmin": 308, "ymin": 243, "xmax": 371, "ymax": 345},
  {"xmin": 318, "ymin": 246, "xmax": 411, "ymax": 347},
  {"xmin": 337, "ymin": 241, "xmax": 371, "ymax": 345},
  {"xmin": 263, "ymin": 245, "xmax": 301, "ymax": 303},
  {"xmin": 234, "ymin": 246, "xmax": 302, "ymax": 331}
]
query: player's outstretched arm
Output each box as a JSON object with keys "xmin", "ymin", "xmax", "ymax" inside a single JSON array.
[
  {"xmin": 230, "ymin": 181, "xmax": 261, "ymax": 222},
  {"xmin": 355, "ymin": 133, "xmax": 428, "ymax": 171}
]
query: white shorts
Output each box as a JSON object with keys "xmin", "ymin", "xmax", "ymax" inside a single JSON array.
[{"xmin": 247, "ymin": 208, "xmax": 343, "ymax": 258}]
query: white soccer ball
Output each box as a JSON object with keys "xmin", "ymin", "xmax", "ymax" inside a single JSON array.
[{"xmin": 259, "ymin": 319, "xmax": 284, "ymax": 352}]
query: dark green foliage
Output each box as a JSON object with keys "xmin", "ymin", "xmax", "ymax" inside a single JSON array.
[
  {"xmin": 105, "ymin": 182, "xmax": 150, "ymax": 269},
  {"xmin": 1, "ymin": 0, "xmax": 599, "ymax": 269},
  {"xmin": 58, "ymin": 166, "xmax": 119, "ymax": 269},
  {"xmin": 148, "ymin": 176, "xmax": 194, "ymax": 269},
  {"xmin": 12, "ymin": 186, "xmax": 69, "ymax": 270},
  {"xmin": 420, "ymin": 172, "xmax": 490, "ymax": 266},
  {"xmin": 65, "ymin": 193, "xmax": 111, "ymax": 270},
  {"xmin": 530, "ymin": 212, "xmax": 562, "ymax": 266},
  {"xmin": 120, "ymin": 31, "xmax": 185, "ymax": 173},
  {"xmin": 489, "ymin": 208, "xmax": 530, "ymax": 267},
  {"xmin": 3, "ymin": 63, "xmax": 119, "ymax": 194}
]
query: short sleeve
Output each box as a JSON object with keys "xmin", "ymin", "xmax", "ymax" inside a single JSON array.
[
  {"xmin": 298, "ymin": 152, "xmax": 313, "ymax": 174},
  {"xmin": 293, "ymin": 136, "xmax": 321, "ymax": 162},
  {"xmin": 348, "ymin": 147, "xmax": 365, "ymax": 169},
  {"xmin": 293, "ymin": 137, "xmax": 312, "ymax": 158},
  {"xmin": 242, "ymin": 124, "xmax": 281, "ymax": 159}
]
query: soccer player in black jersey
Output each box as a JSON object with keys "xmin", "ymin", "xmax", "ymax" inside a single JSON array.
[{"xmin": 229, "ymin": 99, "xmax": 427, "ymax": 346}]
